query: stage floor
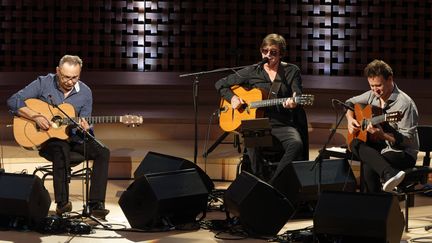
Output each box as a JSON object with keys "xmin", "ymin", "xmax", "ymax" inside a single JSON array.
[{"xmin": 0, "ymin": 178, "xmax": 432, "ymax": 243}]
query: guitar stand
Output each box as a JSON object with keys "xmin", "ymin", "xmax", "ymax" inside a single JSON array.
[{"xmin": 203, "ymin": 132, "xmax": 241, "ymax": 158}]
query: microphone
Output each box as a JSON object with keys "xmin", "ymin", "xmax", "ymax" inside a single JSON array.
[
  {"xmin": 256, "ymin": 57, "xmax": 269, "ymax": 69},
  {"xmin": 48, "ymin": 94, "xmax": 57, "ymax": 108},
  {"xmin": 333, "ymin": 99, "xmax": 354, "ymax": 111}
]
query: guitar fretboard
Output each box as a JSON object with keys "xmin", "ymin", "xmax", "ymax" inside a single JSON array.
[
  {"xmin": 64, "ymin": 116, "xmax": 123, "ymax": 125},
  {"xmin": 250, "ymin": 96, "xmax": 311, "ymax": 109},
  {"xmin": 250, "ymin": 98, "xmax": 288, "ymax": 108},
  {"xmin": 370, "ymin": 115, "xmax": 386, "ymax": 126}
]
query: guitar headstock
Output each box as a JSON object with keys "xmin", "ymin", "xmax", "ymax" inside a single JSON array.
[
  {"xmin": 385, "ymin": 111, "xmax": 403, "ymax": 122},
  {"xmin": 120, "ymin": 115, "xmax": 143, "ymax": 127},
  {"xmin": 294, "ymin": 94, "xmax": 315, "ymax": 106}
]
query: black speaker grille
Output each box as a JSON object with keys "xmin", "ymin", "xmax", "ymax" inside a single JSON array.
[
  {"xmin": 119, "ymin": 168, "xmax": 209, "ymax": 229},
  {"xmin": 224, "ymin": 172, "xmax": 295, "ymax": 236},
  {"xmin": 273, "ymin": 159, "xmax": 357, "ymax": 204},
  {"xmin": 313, "ymin": 191, "xmax": 404, "ymax": 243},
  {"xmin": 0, "ymin": 173, "xmax": 51, "ymax": 227}
]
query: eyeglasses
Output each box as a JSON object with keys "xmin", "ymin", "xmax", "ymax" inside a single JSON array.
[
  {"xmin": 59, "ymin": 71, "xmax": 79, "ymax": 83},
  {"xmin": 261, "ymin": 48, "xmax": 279, "ymax": 56}
]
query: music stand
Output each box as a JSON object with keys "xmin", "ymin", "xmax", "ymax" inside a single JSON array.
[
  {"xmin": 237, "ymin": 118, "xmax": 274, "ymax": 180},
  {"xmin": 240, "ymin": 118, "xmax": 272, "ymax": 148}
]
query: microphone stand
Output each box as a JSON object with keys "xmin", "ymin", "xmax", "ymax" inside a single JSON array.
[
  {"xmin": 49, "ymin": 101, "xmax": 109, "ymax": 229},
  {"xmin": 310, "ymin": 100, "xmax": 352, "ymax": 199},
  {"xmin": 311, "ymin": 101, "xmax": 350, "ymax": 243},
  {"xmin": 179, "ymin": 63, "xmax": 260, "ymax": 164}
]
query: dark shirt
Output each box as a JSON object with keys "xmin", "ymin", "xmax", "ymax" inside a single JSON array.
[{"xmin": 215, "ymin": 62, "xmax": 303, "ymax": 127}]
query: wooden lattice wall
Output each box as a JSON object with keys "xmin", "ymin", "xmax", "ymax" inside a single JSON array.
[{"xmin": 0, "ymin": 0, "xmax": 431, "ymax": 78}]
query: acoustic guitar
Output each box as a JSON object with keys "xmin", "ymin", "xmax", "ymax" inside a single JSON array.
[
  {"xmin": 13, "ymin": 98, "xmax": 143, "ymax": 150},
  {"xmin": 346, "ymin": 103, "xmax": 402, "ymax": 150},
  {"xmin": 218, "ymin": 86, "xmax": 314, "ymax": 132}
]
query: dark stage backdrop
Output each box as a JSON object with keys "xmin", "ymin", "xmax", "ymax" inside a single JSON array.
[{"xmin": 0, "ymin": 0, "xmax": 431, "ymax": 78}]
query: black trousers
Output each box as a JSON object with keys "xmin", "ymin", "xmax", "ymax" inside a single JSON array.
[
  {"xmin": 39, "ymin": 138, "xmax": 110, "ymax": 204},
  {"xmin": 350, "ymin": 139, "xmax": 416, "ymax": 193},
  {"xmin": 248, "ymin": 125, "xmax": 303, "ymax": 183}
]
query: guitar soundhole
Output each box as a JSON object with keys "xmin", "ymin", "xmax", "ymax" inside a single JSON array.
[
  {"xmin": 51, "ymin": 115, "xmax": 63, "ymax": 129},
  {"xmin": 239, "ymin": 103, "xmax": 248, "ymax": 113}
]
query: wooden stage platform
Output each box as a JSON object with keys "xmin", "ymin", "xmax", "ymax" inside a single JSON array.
[{"xmin": 1, "ymin": 72, "xmax": 432, "ymax": 242}]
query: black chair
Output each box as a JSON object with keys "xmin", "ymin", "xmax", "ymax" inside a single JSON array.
[
  {"xmin": 236, "ymin": 145, "xmax": 285, "ymax": 181},
  {"xmin": 397, "ymin": 125, "xmax": 432, "ymax": 232},
  {"xmin": 33, "ymin": 151, "xmax": 91, "ymax": 185}
]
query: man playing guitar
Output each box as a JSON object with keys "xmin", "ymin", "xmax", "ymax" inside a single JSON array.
[
  {"xmin": 345, "ymin": 59, "xmax": 419, "ymax": 193},
  {"xmin": 7, "ymin": 55, "xmax": 110, "ymax": 218},
  {"xmin": 215, "ymin": 33, "xmax": 309, "ymax": 183}
]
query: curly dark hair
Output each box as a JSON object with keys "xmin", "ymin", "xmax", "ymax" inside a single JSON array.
[{"xmin": 364, "ymin": 59, "xmax": 393, "ymax": 80}]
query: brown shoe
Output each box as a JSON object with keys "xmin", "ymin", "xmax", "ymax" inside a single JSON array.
[{"xmin": 56, "ymin": 201, "xmax": 72, "ymax": 215}]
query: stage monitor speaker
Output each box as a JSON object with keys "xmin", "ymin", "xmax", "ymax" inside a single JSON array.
[
  {"xmin": 313, "ymin": 191, "xmax": 404, "ymax": 243},
  {"xmin": 134, "ymin": 151, "xmax": 214, "ymax": 192},
  {"xmin": 224, "ymin": 171, "xmax": 295, "ymax": 236},
  {"xmin": 272, "ymin": 158, "xmax": 356, "ymax": 205},
  {"xmin": 119, "ymin": 168, "xmax": 209, "ymax": 229},
  {"xmin": 0, "ymin": 173, "xmax": 51, "ymax": 228}
]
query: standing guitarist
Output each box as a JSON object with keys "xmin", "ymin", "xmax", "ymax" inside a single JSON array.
[
  {"xmin": 7, "ymin": 55, "xmax": 110, "ymax": 218},
  {"xmin": 215, "ymin": 33, "xmax": 308, "ymax": 183},
  {"xmin": 345, "ymin": 59, "xmax": 419, "ymax": 193}
]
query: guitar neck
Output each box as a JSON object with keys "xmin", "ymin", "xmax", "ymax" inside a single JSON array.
[
  {"xmin": 369, "ymin": 114, "xmax": 387, "ymax": 126},
  {"xmin": 250, "ymin": 96, "xmax": 307, "ymax": 108},
  {"xmin": 250, "ymin": 97, "xmax": 288, "ymax": 108},
  {"xmin": 66, "ymin": 116, "xmax": 123, "ymax": 125}
]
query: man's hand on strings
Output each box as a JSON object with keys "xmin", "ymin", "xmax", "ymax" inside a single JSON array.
[
  {"xmin": 33, "ymin": 114, "xmax": 52, "ymax": 130},
  {"xmin": 230, "ymin": 95, "xmax": 244, "ymax": 109},
  {"xmin": 346, "ymin": 116, "xmax": 360, "ymax": 134},
  {"xmin": 79, "ymin": 118, "xmax": 90, "ymax": 131},
  {"xmin": 283, "ymin": 92, "xmax": 297, "ymax": 109}
]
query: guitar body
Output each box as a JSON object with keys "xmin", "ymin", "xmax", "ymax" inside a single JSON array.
[
  {"xmin": 218, "ymin": 86, "xmax": 266, "ymax": 132},
  {"xmin": 347, "ymin": 103, "xmax": 371, "ymax": 148},
  {"xmin": 346, "ymin": 103, "xmax": 402, "ymax": 151},
  {"xmin": 13, "ymin": 99, "xmax": 75, "ymax": 149}
]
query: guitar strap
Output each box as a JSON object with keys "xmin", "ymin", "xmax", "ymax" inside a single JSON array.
[
  {"xmin": 268, "ymin": 63, "xmax": 287, "ymax": 99},
  {"xmin": 268, "ymin": 81, "xmax": 281, "ymax": 99}
]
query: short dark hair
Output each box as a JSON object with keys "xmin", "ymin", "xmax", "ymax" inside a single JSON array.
[
  {"xmin": 260, "ymin": 33, "xmax": 286, "ymax": 56},
  {"xmin": 364, "ymin": 59, "xmax": 393, "ymax": 80}
]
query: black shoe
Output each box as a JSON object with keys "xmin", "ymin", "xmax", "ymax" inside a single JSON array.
[
  {"xmin": 56, "ymin": 201, "xmax": 72, "ymax": 215},
  {"xmin": 89, "ymin": 201, "xmax": 110, "ymax": 219},
  {"xmin": 382, "ymin": 170, "xmax": 406, "ymax": 192}
]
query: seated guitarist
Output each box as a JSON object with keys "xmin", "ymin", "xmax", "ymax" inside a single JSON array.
[
  {"xmin": 7, "ymin": 55, "xmax": 110, "ymax": 218},
  {"xmin": 215, "ymin": 33, "xmax": 308, "ymax": 183},
  {"xmin": 345, "ymin": 59, "xmax": 419, "ymax": 193}
]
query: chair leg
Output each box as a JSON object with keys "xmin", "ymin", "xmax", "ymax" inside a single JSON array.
[
  {"xmin": 236, "ymin": 160, "xmax": 242, "ymax": 176},
  {"xmin": 405, "ymin": 193, "xmax": 410, "ymax": 232}
]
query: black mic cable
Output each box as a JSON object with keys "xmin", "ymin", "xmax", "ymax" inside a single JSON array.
[{"xmin": 332, "ymin": 99, "xmax": 354, "ymax": 111}]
